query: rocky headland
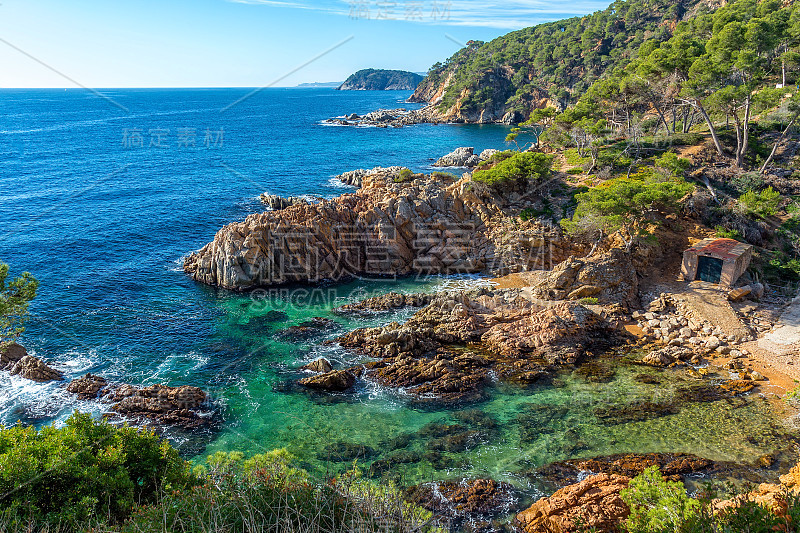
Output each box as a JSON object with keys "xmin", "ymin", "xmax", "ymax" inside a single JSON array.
[
  {"xmin": 336, "ymin": 68, "xmax": 423, "ymax": 91},
  {"xmin": 184, "ymin": 170, "xmax": 581, "ymax": 290}
]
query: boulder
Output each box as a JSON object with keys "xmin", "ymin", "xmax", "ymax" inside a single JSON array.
[
  {"xmin": 1, "ymin": 344, "xmax": 62, "ymax": 382},
  {"xmin": 9, "ymin": 355, "xmax": 63, "ymax": 382},
  {"xmin": 67, "ymin": 373, "xmax": 109, "ymax": 400},
  {"xmin": 0, "ymin": 342, "xmax": 27, "ymax": 367},
  {"xmin": 641, "ymin": 346, "xmax": 693, "ymax": 367},
  {"xmin": 301, "ymin": 357, "xmax": 333, "ymax": 374},
  {"xmin": 528, "ymin": 249, "xmax": 639, "ymax": 307},
  {"xmin": 516, "ymin": 474, "xmax": 631, "ymax": 533},
  {"xmin": 479, "ymin": 148, "xmax": 500, "ymax": 161},
  {"xmin": 433, "ymin": 147, "xmax": 482, "ymax": 168},
  {"xmin": 298, "ymin": 369, "xmax": 356, "ymax": 392}
]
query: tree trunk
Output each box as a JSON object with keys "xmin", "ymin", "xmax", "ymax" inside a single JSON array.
[
  {"xmin": 695, "ymin": 101, "xmax": 725, "ymax": 156},
  {"xmin": 760, "ymin": 112, "xmax": 799, "ymax": 173},
  {"xmin": 737, "ymin": 96, "xmax": 752, "ymax": 169}
]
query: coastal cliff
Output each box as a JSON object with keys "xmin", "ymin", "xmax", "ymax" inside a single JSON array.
[
  {"xmin": 184, "ymin": 171, "xmax": 580, "ymax": 290},
  {"xmin": 337, "ymin": 69, "xmax": 423, "ymax": 91},
  {"xmin": 406, "ymin": 0, "xmax": 718, "ymax": 123}
]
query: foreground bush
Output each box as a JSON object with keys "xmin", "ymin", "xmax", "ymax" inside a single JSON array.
[
  {"xmin": 621, "ymin": 466, "xmax": 800, "ymax": 533},
  {"xmin": 0, "ymin": 415, "xmax": 433, "ymax": 533},
  {"xmin": 0, "ymin": 413, "xmax": 195, "ymax": 527}
]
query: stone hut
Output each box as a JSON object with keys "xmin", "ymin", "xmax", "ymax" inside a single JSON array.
[{"xmin": 680, "ymin": 238, "xmax": 753, "ymax": 288}]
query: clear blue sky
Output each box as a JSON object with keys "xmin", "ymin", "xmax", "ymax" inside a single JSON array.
[{"xmin": 0, "ymin": 0, "xmax": 612, "ymax": 88}]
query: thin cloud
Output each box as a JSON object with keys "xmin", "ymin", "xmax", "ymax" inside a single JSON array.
[{"xmin": 225, "ymin": 0, "xmax": 613, "ymax": 29}]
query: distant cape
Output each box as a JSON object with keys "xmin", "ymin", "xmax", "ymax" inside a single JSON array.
[{"xmin": 337, "ymin": 69, "xmax": 423, "ymax": 91}]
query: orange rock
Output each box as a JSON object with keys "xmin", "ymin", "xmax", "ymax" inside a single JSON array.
[{"xmin": 516, "ymin": 473, "xmax": 631, "ymax": 533}]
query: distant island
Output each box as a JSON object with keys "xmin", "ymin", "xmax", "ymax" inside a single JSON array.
[
  {"xmin": 337, "ymin": 69, "xmax": 423, "ymax": 91},
  {"xmin": 296, "ymin": 81, "xmax": 342, "ymax": 88}
]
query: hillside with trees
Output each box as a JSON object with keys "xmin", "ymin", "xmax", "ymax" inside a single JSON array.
[{"xmin": 409, "ymin": 0, "xmax": 727, "ymax": 123}]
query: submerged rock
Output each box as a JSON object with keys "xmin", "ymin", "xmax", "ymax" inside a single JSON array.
[
  {"xmin": 536, "ymin": 453, "xmax": 716, "ymax": 487},
  {"xmin": 405, "ymin": 478, "xmax": 517, "ymax": 530},
  {"xmin": 278, "ymin": 317, "xmax": 337, "ymax": 341},
  {"xmin": 516, "ymin": 474, "xmax": 630, "ymax": 533}
]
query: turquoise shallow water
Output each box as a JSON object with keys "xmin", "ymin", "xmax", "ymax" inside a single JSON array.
[{"xmin": 0, "ymin": 89, "xmax": 797, "ymax": 504}]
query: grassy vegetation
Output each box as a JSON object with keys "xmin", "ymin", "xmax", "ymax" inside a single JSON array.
[{"xmin": 0, "ymin": 415, "xmax": 435, "ymax": 533}]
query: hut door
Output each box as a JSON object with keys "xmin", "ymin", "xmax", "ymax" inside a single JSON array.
[{"xmin": 697, "ymin": 256, "xmax": 723, "ymax": 283}]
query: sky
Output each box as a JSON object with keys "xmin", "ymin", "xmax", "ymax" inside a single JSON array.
[{"xmin": 0, "ymin": 0, "xmax": 613, "ymax": 88}]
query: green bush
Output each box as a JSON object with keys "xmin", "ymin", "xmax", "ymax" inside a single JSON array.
[
  {"xmin": 395, "ymin": 168, "xmax": 415, "ymax": 183},
  {"xmin": 620, "ymin": 466, "xmax": 700, "ymax": 533},
  {"xmin": 579, "ymin": 297, "xmax": 599, "ymax": 305},
  {"xmin": 739, "ymin": 186, "xmax": 781, "ymax": 218},
  {"xmin": 654, "ymin": 152, "xmax": 691, "ymax": 177},
  {"xmin": 714, "ymin": 226, "xmax": 743, "ymax": 241},
  {"xmin": 0, "ymin": 412, "xmax": 194, "ymax": 527},
  {"xmin": 472, "ymin": 152, "xmax": 554, "ymax": 187}
]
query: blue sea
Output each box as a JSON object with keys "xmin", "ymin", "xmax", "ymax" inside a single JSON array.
[{"xmin": 0, "ymin": 88, "xmax": 791, "ymax": 498}]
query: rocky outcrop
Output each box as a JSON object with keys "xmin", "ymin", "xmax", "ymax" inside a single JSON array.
[
  {"xmin": 298, "ymin": 369, "xmax": 356, "ymax": 392},
  {"xmin": 335, "ymin": 166, "xmax": 405, "ymax": 188},
  {"xmin": 527, "ymin": 249, "xmax": 639, "ymax": 307},
  {"xmin": 433, "ymin": 147, "xmax": 482, "ymax": 168},
  {"xmin": 1, "ymin": 343, "xmax": 62, "ymax": 382},
  {"xmin": 335, "ymin": 288, "xmax": 613, "ymax": 402},
  {"xmin": 66, "ymin": 373, "xmax": 108, "ymax": 399},
  {"xmin": 259, "ymin": 193, "xmax": 308, "ymax": 210},
  {"xmin": 641, "ymin": 345, "xmax": 694, "ymax": 366},
  {"xmin": 333, "ymin": 292, "xmax": 433, "ymax": 314},
  {"xmin": 516, "ymin": 474, "xmax": 631, "ymax": 533},
  {"xmin": 713, "ymin": 461, "xmax": 800, "ymax": 516},
  {"xmin": 184, "ymin": 171, "xmax": 577, "ymax": 291},
  {"xmin": 65, "ymin": 373, "xmax": 213, "ymax": 429}
]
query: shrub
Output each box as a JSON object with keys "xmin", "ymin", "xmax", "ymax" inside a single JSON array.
[
  {"xmin": 579, "ymin": 297, "xmax": 599, "ymax": 305},
  {"xmin": 620, "ymin": 466, "xmax": 700, "ymax": 533},
  {"xmin": 430, "ymin": 171, "xmax": 457, "ymax": 180},
  {"xmin": 472, "ymin": 152, "xmax": 554, "ymax": 187},
  {"xmin": 739, "ymin": 186, "xmax": 781, "ymax": 218},
  {"xmin": 714, "ymin": 226, "xmax": 743, "ymax": 240},
  {"xmin": 654, "ymin": 152, "xmax": 691, "ymax": 177},
  {"xmin": 566, "ymin": 167, "xmax": 584, "ymax": 175},
  {"xmin": 561, "ymin": 175, "xmax": 693, "ymax": 239},
  {"xmin": 395, "ymin": 168, "xmax": 415, "ymax": 183},
  {"xmin": 0, "ymin": 412, "xmax": 195, "ymax": 527}
]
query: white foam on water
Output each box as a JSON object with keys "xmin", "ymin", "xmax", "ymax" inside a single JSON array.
[{"xmin": 326, "ymin": 177, "xmax": 356, "ymax": 189}]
